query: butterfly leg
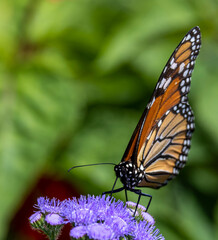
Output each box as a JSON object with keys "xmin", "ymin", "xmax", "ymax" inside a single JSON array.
[
  {"xmin": 110, "ymin": 176, "xmax": 118, "ymax": 197},
  {"xmin": 102, "ymin": 186, "xmax": 124, "ymax": 196},
  {"xmin": 102, "ymin": 177, "xmax": 122, "ymax": 197},
  {"xmin": 125, "ymin": 189, "xmax": 128, "ymax": 202},
  {"xmin": 129, "ymin": 188, "xmax": 152, "ymax": 213},
  {"xmin": 134, "ymin": 190, "xmax": 142, "ymax": 216}
]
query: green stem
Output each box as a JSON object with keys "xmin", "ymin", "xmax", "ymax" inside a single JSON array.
[{"xmin": 49, "ymin": 230, "xmax": 56, "ymax": 240}]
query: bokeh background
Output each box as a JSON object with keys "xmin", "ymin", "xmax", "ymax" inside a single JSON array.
[{"xmin": 0, "ymin": 0, "xmax": 217, "ymax": 239}]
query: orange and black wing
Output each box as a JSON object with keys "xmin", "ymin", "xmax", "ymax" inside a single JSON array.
[{"xmin": 121, "ymin": 26, "xmax": 201, "ymax": 188}]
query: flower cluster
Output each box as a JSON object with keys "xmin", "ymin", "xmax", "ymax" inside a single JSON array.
[{"xmin": 29, "ymin": 195, "xmax": 165, "ymax": 240}]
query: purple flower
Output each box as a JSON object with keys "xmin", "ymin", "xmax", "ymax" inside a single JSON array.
[
  {"xmin": 87, "ymin": 223, "xmax": 112, "ymax": 240},
  {"xmin": 35, "ymin": 197, "xmax": 66, "ymax": 215},
  {"xmin": 65, "ymin": 195, "xmax": 134, "ymax": 239},
  {"xmin": 70, "ymin": 226, "xmax": 87, "ymax": 238},
  {"xmin": 64, "ymin": 195, "xmax": 99, "ymax": 225},
  {"xmin": 29, "ymin": 195, "xmax": 164, "ymax": 240},
  {"xmin": 30, "ymin": 197, "xmax": 66, "ymax": 227},
  {"xmin": 29, "ymin": 211, "xmax": 42, "ymax": 224},
  {"xmin": 134, "ymin": 221, "xmax": 165, "ymax": 240},
  {"xmin": 141, "ymin": 212, "xmax": 155, "ymax": 225},
  {"xmin": 126, "ymin": 201, "xmax": 155, "ymax": 225},
  {"xmin": 45, "ymin": 213, "xmax": 64, "ymax": 225},
  {"xmin": 126, "ymin": 201, "xmax": 147, "ymax": 212}
]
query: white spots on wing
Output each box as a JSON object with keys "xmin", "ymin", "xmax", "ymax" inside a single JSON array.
[
  {"xmin": 158, "ymin": 119, "xmax": 162, "ymax": 127},
  {"xmin": 181, "ymin": 96, "xmax": 187, "ymax": 102},
  {"xmin": 190, "ymin": 36, "xmax": 195, "ymax": 42},
  {"xmin": 166, "ymin": 110, "xmax": 170, "ymax": 115},
  {"xmin": 163, "ymin": 77, "xmax": 171, "ymax": 90},
  {"xmin": 180, "ymin": 80, "xmax": 185, "ymax": 87},
  {"xmin": 171, "ymin": 62, "xmax": 177, "ymax": 69},
  {"xmin": 148, "ymin": 97, "xmax": 155, "ymax": 108},
  {"xmin": 159, "ymin": 78, "xmax": 166, "ymax": 88},
  {"xmin": 186, "ymin": 34, "xmax": 191, "ymax": 41},
  {"xmin": 143, "ymin": 29, "xmax": 200, "ymax": 171},
  {"xmin": 181, "ymin": 86, "xmax": 186, "ymax": 93},
  {"xmin": 147, "ymin": 130, "xmax": 153, "ymax": 140},
  {"xmin": 183, "ymin": 69, "xmax": 189, "ymax": 77},
  {"xmin": 172, "ymin": 103, "xmax": 194, "ymax": 135},
  {"xmin": 183, "ymin": 146, "xmax": 187, "ymax": 152},
  {"xmin": 156, "ymin": 28, "xmax": 201, "ymax": 105},
  {"xmin": 179, "ymin": 155, "xmax": 187, "ymax": 162},
  {"xmin": 178, "ymin": 62, "xmax": 185, "ymax": 73},
  {"xmin": 170, "ymin": 57, "xmax": 175, "ymax": 65},
  {"xmin": 193, "ymin": 28, "xmax": 197, "ymax": 34}
]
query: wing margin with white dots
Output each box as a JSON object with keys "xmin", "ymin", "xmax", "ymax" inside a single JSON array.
[
  {"xmin": 120, "ymin": 27, "xmax": 201, "ymax": 190},
  {"xmin": 137, "ymin": 102, "xmax": 194, "ymax": 188},
  {"xmin": 133, "ymin": 27, "xmax": 201, "ymax": 188}
]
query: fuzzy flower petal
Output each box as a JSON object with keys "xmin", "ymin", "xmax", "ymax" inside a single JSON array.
[
  {"xmin": 45, "ymin": 213, "xmax": 64, "ymax": 225},
  {"xmin": 35, "ymin": 197, "xmax": 65, "ymax": 215},
  {"xmin": 134, "ymin": 221, "xmax": 165, "ymax": 240},
  {"xmin": 30, "ymin": 195, "xmax": 164, "ymax": 240},
  {"xmin": 141, "ymin": 212, "xmax": 155, "ymax": 225},
  {"xmin": 29, "ymin": 211, "xmax": 42, "ymax": 224},
  {"xmin": 70, "ymin": 226, "xmax": 87, "ymax": 239},
  {"xmin": 88, "ymin": 223, "xmax": 112, "ymax": 240},
  {"xmin": 126, "ymin": 201, "xmax": 147, "ymax": 211}
]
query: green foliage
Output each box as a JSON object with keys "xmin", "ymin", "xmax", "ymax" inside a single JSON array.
[{"xmin": 0, "ymin": 0, "xmax": 217, "ymax": 239}]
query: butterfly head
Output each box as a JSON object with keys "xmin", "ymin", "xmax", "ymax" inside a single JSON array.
[{"xmin": 114, "ymin": 161, "xmax": 145, "ymax": 189}]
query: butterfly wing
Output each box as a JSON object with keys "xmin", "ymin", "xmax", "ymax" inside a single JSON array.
[{"xmin": 121, "ymin": 26, "xmax": 201, "ymax": 188}]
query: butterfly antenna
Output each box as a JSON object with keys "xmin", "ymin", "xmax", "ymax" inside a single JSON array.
[{"xmin": 68, "ymin": 163, "xmax": 116, "ymax": 172}]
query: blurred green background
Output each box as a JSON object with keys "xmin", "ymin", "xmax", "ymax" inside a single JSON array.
[{"xmin": 0, "ymin": 0, "xmax": 217, "ymax": 239}]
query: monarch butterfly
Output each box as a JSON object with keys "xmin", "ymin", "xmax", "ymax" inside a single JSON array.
[{"xmin": 103, "ymin": 26, "xmax": 201, "ymax": 212}]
